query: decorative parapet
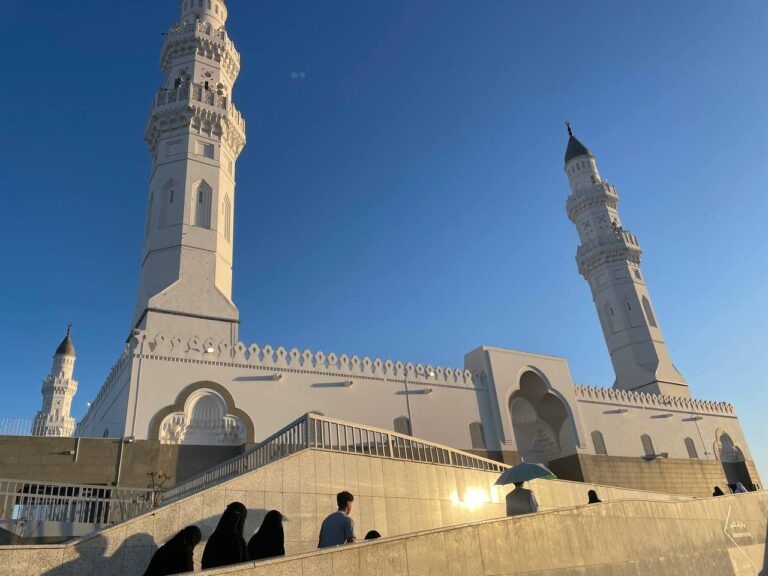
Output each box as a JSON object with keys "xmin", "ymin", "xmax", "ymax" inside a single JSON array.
[
  {"xmin": 566, "ymin": 182, "xmax": 619, "ymax": 222},
  {"xmin": 78, "ymin": 344, "xmax": 132, "ymax": 426},
  {"xmin": 135, "ymin": 330, "xmax": 483, "ymax": 389},
  {"xmin": 575, "ymin": 227, "xmax": 642, "ymax": 276},
  {"xmin": 574, "ymin": 385, "xmax": 735, "ymax": 416}
]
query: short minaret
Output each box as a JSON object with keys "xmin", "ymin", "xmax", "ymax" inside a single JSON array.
[
  {"xmin": 33, "ymin": 325, "xmax": 78, "ymax": 437},
  {"xmin": 134, "ymin": 0, "xmax": 245, "ymax": 342},
  {"xmin": 564, "ymin": 125, "xmax": 689, "ymax": 398}
]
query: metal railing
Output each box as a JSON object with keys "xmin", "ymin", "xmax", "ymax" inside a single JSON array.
[
  {"xmin": 0, "ymin": 418, "xmax": 39, "ymax": 436},
  {"xmin": 161, "ymin": 413, "xmax": 507, "ymax": 506},
  {"xmin": 0, "ymin": 479, "xmax": 154, "ymax": 526}
]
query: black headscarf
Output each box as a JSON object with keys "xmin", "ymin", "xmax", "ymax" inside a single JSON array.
[
  {"xmin": 247, "ymin": 510, "xmax": 285, "ymax": 561},
  {"xmin": 364, "ymin": 530, "xmax": 381, "ymax": 540},
  {"xmin": 201, "ymin": 502, "xmax": 248, "ymax": 569},
  {"xmin": 143, "ymin": 525, "xmax": 202, "ymax": 576},
  {"xmin": 587, "ymin": 490, "xmax": 601, "ymax": 504},
  {"xmin": 713, "ymin": 486, "xmax": 725, "ymax": 497}
]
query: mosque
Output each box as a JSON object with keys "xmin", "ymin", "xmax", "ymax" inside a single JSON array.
[{"xmin": 31, "ymin": 0, "xmax": 759, "ymax": 497}]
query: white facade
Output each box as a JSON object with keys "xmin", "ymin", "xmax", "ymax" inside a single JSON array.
[
  {"xmin": 33, "ymin": 326, "xmax": 78, "ymax": 437},
  {"xmin": 72, "ymin": 1, "xmax": 759, "ymax": 490}
]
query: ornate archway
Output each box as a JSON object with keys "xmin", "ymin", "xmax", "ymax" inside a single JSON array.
[
  {"xmin": 508, "ymin": 370, "xmax": 577, "ymax": 464},
  {"xmin": 149, "ymin": 382, "xmax": 255, "ymax": 446}
]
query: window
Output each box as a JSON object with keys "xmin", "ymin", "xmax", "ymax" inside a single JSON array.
[
  {"xmin": 198, "ymin": 142, "xmax": 214, "ymax": 159},
  {"xmin": 223, "ymin": 195, "xmax": 232, "ymax": 242},
  {"xmin": 641, "ymin": 434, "xmax": 655, "ymax": 458},
  {"xmin": 195, "ymin": 184, "xmax": 212, "ymax": 229},
  {"xmin": 145, "ymin": 192, "xmax": 154, "ymax": 240},
  {"xmin": 591, "ymin": 431, "xmax": 608, "ymax": 455},
  {"xmin": 642, "ymin": 296, "xmax": 658, "ymax": 328},
  {"xmin": 684, "ymin": 438, "xmax": 699, "ymax": 459},
  {"xmin": 393, "ymin": 416, "xmax": 412, "ymax": 436},
  {"xmin": 634, "ymin": 269, "xmax": 642, "ymax": 280},
  {"xmin": 469, "ymin": 422, "xmax": 486, "ymax": 450}
]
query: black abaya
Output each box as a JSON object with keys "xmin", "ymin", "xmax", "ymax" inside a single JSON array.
[
  {"xmin": 201, "ymin": 502, "xmax": 248, "ymax": 569},
  {"xmin": 247, "ymin": 510, "xmax": 285, "ymax": 561},
  {"xmin": 143, "ymin": 525, "xmax": 202, "ymax": 576}
]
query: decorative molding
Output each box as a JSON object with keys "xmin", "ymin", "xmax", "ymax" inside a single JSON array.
[
  {"xmin": 574, "ymin": 385, "xmax": 735, "ymax": 417},
  {"xmin": 161, "ymin": 21, "xmax": 241, "ymax": 80}
]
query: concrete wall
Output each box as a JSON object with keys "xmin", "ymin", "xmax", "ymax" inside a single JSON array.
[
  {"xmin": 0, "ymin": 436, "xmax": 244, "ymax": 488},
  {"xmin": 173, "ymin": 491, "xmax": 767, "ymax": 576}
]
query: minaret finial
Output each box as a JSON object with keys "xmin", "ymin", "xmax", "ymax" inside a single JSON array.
[
  {"xmin": 66, "ymin": 323, "xmax": 72, "ymax": 338},
  {"xmin": 566, "ymin": 121, "xmax": 573, "ymax": 137}
]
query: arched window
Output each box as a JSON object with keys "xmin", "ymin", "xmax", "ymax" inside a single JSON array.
[
  {"xmin": 223, "ymin": 195, "xmax": 232, "ymax": 242},
  {"xmin": 591, "ymin": 430, "xmax": 608, "ymax": 455},
  {"xmin": 195, "ymin": 183, "xmax": 212, "ymax": 229},
  {"xmin": 604, "ymin": 302, "xmax": 617, "ymax": 333},
  {"xmin": 469, "ymin": 422, "xmax": 486, "ymax": 450},
  {"xmin": 642, "ymin": 296, "xmax": 658, "ymax": 328},
  {"xmin": 684, "ymin": 437, "xmax": 699, "ymax": 459},
  {"xmin": 641, "ymin": 434, "xmax": 655, "ymax": 458},
  {"xmin": 393, "ymin": 416, "xmax": 411, "ymax": 436}
]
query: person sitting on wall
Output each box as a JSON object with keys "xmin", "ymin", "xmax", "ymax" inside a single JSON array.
[
  {"xmin": 713, "ymin": 486, "xmax": 726, "ymax": 497},
  {"xmin": 587, "ymin": 490, "xmax": 601, "ymax": 504},
  {"xmin": 506, "ymin": 482, "xmax": 539, "ymax": 517},
  {"xmin": 202, "ymin": 502, "xmax": 248, "ymax": 569},
  {"xmin": 143, "ymin": 525, "xmax": 202, "ymax": 576},
  {"xmin": 248, "ymin": 510, "xmax": 286, "ymax": 561},
  {"xmin": 318, "ymin": 491, "xmax": 356, "ymax": 548},
  {"xmin": 364, "ymin": 530, "xmax": 382, "ymax": 540}
]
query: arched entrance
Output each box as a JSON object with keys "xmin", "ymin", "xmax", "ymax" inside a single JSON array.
[
  {"xmin": 715, "ymin": 431, "xmax": 752, "ymax": 490},
  {"xmin": 509, "ymin": 371, "xmax": 577, "ymax": 464}
]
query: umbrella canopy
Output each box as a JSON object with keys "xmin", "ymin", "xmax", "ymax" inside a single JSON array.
[{"xmin": 495, "ymin": 462, "xmax": 556, "ymax": 486}]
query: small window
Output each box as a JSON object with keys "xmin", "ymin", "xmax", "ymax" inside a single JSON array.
[
  {"xmin": 634, "ymin": 270, "xmax": 642, "ymax": 280},
  {"xmin": 393, "ymin": 416, "xmax": 412, "ymax": 436},
  {"xmin": 591, "ymin": 430, "xmax": 608, "ymax": 455},
  {"xmin": 610, "ymin": 307, "xmax": 614, "ymax": 316},
  {"xmin": 169, "ymin": 190, "xmax": 175, "ymax": 204},
  {"xmin": 642, "ymin": 296, "xmax": 658, "ymax": 328},
  {"xmin": 626, "ymin": 302, "xmax": 632, "ymax": 311},
  {"xmin": 469, "ymin": 422, "xmax": 486, "ymax": 450},
  {"xmin": 199, "ymin": 142, "xmax": 215, "ymax": 158},
  {"xmin": 641, "ymin": 434, "xmax": 655, "ymax": 458},
  {"xmin": 685, "ymin": 438, "xmax": 699, "ymax": 459}
]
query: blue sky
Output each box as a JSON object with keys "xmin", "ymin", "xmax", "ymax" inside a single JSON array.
[{"xmin": 1, "ymin": 1, "xmax": 766, "ymax": 480}]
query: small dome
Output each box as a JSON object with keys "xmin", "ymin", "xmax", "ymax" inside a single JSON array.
[
  {"xmin": 564, "ymin": 135, "xmax": 592, "ymax": 164},
  {"xmin": 55, "ymin": 326, "xmax": 76, "ymax": 357}
]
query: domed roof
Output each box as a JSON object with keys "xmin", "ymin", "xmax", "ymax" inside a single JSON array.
[
  {"xmin": 55, "ymin": 325, "xmax": 76, "ymax": 357},
  {"xmin": 564, "ymin": 135, "xmax": 592, "ymax": 164}
]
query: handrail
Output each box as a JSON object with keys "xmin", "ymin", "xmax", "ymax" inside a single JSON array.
[
  {"xmin": 0, "ymin": 479, "xmax": 154, "ymax": 527},
  {"xmin": 161, "ymin": 413, "xmax": 507, "ymax": 506}
]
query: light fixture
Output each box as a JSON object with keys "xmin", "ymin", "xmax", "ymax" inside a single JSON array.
[
  {"xmin": 206, "ymin": 347, "xmax": 216, "ymax": 354},
  {"xmin": 86, "ymin": 402, "xmax": 92, "ymax": 407},
  {"xmin": 271, "ymin": 374, "xmax": 284, "ymax": 382},
  {"xmin": 411, "ymin": 388, "xmax": 433, "ymax": 395},
  {"xmin": 427, "ymin": 370, "xmax": 436, "ymax": 378},
  {"xmin": 342, "ymin": 380, "xmax": 354, "ymax": 388}
]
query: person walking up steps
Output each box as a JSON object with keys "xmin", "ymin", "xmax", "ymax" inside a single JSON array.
[{"xmin": 318, "ymin": 491, "xmax": 356, "ymax": 548}]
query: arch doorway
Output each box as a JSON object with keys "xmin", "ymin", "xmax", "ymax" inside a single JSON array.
[
  {"xmin": 509, "ymin": 371, "xmax": 577, "ymax": 464},
  {"xmin": 716, "ymin": 431, "xmax": 753, "ymax": 490}
]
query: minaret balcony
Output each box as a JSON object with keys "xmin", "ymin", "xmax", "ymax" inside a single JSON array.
[
  {"xmin": 576, "ymin": 228, "xmax": 642, "ymax": 276},
  {"xmin": 150, "ymin": 82, "xmax": 245, "ymax": 135},
  {"xmin": 161, "ymin": 20, "xmax": 240, "ymax": 77},
  {"xmin": 566, "ymin": 182, "xmax": 619, "ymax": 222}
]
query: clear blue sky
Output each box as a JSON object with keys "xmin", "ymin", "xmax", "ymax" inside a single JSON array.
[{"xmin": 1, "ymin": 1, "xmax": 766, "ymax": 480}]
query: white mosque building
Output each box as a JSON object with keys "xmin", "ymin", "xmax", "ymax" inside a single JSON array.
[{"xmin": 35, "ymin": 0, "xmax": 759, "ymax": 495}]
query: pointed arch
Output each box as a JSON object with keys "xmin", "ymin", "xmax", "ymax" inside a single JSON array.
[
  {"xmin": 642, "ymin": 296, "xmax": 658, "ymax": 328},
  {"xmin": 223, "ymin": 194, "xmax": 232, "ymax": 242},
  {"xmin": 641, "ymin": 434, "xmax": 655, "ymax": 458},
  {"xmin": 469, "ymin": 422, "xmax": 486, "ymax": 450},
  {"xmin": 591, "ymin": 430, "xmax": 608, "ymax": 455},
  {"xmin": 159, "ymin": 180, "xmax": 175, "ymax": 228},
  {"xmin": 684, "ymin": 437, "xmax": 699, "ymax": 459},
  {"xmin": 194, "ymin": 181, "xmax": 213, "ymax": 229}
]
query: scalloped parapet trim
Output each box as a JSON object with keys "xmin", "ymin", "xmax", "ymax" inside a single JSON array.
[
  {"xmin": 78, "ymin": 345, "xmax": 131, "ymax": 425},
  {"xmin": 574, "ymin": 385, "xmax": 735, "ymax": 416},
  {"xmin": 133, "ymin": 330, "xmax": 484, "ymax": 389}
]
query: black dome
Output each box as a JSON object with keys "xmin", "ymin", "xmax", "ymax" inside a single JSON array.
[
  {"xmin": 55, "ymin": 327, "xmax": 75, "ymax": 357},
  {"xmin": 564, "ymin": 135, "xmax": 592, "ymax": 164}
]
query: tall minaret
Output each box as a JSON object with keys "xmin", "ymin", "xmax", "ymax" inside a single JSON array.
[
  {"xmin": 134, "ymin": 0, "xmax": 246, "ymax": 343},
  {"xmin": 564, "ymin": 125, "xmax": 689, "ymax": 398},
  {"xmin": 33, "ymin": 325, "xmax": 78, "ymax": 437}
]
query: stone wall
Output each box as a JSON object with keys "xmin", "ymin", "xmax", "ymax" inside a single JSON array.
[
  {"xmin": 165, "ymin": 491, "xmax": 768, "ymax": 576},
  {"xmin": 0, "ymin": 436, "xmax": 244, "ymax": 488},
  {"xmin": 0, "ymin": 449, "xmax": 509, "ymax": 576},
  {"xmin": 574, "ymin": 453, "xmax": 761, "ymax": 498}
]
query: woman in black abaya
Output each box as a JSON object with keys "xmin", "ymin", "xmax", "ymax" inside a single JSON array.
[
  {"xmin": 247, "ymin": 510, "xmax": 286, "ymax": 561},
  {"xmin": 201, "ymin": 502, "xmax": 248, "ymax": 569},
  {"xmin": 143, "ymin": 525, "xmax": 202, "ymax": 576}
]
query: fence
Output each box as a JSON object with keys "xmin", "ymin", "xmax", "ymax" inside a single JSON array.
[
  {"xmin": 162, "ymin": 413, "xmax": 507, "ymax": 505},
  {"xmin": 0, "ymin": 479, "xmax": 154, "ymax": 526}
]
